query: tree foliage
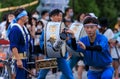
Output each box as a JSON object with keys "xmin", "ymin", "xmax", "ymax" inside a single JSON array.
[
  {"xmin": 0, "ymin": 3, "xmax": 1, "ymax": 18},
  {"xmin": 69, "ymin": 0, "xmax": 120, "ymax": 28},
  {"xmin": 0, "ymin": 0, "xmax": 38, "ymax": 21},
  {"xmin": 0, "ymin": 0, "xmax": 120, "ymax": 27},
  {"xmin": 0, "ymin": 0, "xmax": 35, "ymax": 8}
]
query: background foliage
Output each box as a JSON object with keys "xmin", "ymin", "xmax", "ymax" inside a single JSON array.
[
  {"xmin": 69, "ymin": 0, "xmax": 120, "ymax": 28},
  {"xmin": 0, "ymin": 0, "xmax": 38, "ymax": 21},
  {"xmin": 0, "ymin": 0, "xmax": 120, "ymax": 28}
]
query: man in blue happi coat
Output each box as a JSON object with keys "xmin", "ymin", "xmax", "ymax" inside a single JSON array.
[{"xmin": 8, "ymin": 8, "xmax": 29, "ymax": 79}]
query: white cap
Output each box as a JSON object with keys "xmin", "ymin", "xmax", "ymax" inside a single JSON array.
[{"xmin": 89, "ymin": 13, "xmax": 98, "ymax": 19}]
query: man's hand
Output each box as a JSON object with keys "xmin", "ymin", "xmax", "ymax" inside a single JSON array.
[
  {"xmin": 77, "ymin": 41, "xmax": 86, "ymax": 50},
  {"xmin": 16, "ymin": 59, "xmax": 23, "ymax": 68},
  {"xmin": 109, "ymin": 39, "xmax": 117, "ymax": 48},
  {"xmin": 66, "ymin": 29, "xmax": 75, "ymax": 38},
  {"xmin": 12, "ymin": 47, "xmax": 23, "ymax": 68}
]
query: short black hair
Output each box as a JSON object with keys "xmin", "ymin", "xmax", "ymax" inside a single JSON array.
[
  {"xmin": 31, "ymin": 10, "xmax": 39, "ymax": 15},
  {"xmin": 14, "ymin": 8, "xmax": 25, "ymax": 17},
  {"xmin": 83, "ymin": 17, "xmax": 99, "ymax": 25},
  {"xmin": 49, "ymin": 9, "xmax": 63, "ymax": 17},
  {"xmin": 2, "ymin": 13, "xmax": 8, "ymax": 21},
  {"xmin": 41, "ymin": 10, "xmax": 49, "ymax": 16}
]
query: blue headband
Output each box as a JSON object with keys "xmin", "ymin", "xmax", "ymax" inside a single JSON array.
[
  {"xmin": 13, "ymin": 10, "xmax": 27, "ymax": 23},
  {"xmin": 7, "ymin": 10, "xmax": 27, "ymax": 37},
  {"xmin": 16, "ymin": 10, "xmax": 27, "ymax": 20}
]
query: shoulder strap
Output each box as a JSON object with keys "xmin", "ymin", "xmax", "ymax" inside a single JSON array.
[
  {"xmin": 11, "ymin": 23, "xmax": 24, "ymax": 35},
  {"xmin": 11, "ymin": 23, "xmax": 26, "ymax": 43}
]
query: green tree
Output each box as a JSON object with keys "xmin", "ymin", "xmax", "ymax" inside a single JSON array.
[
  {"xmin": 69, "ymin": 0, "xmax": 100, "ymax": 18},
  {"xmin": 0, "ymin": 0, "xmax": 38, "ymax": 21},
  {"xmin": 114, "ymin": 0, "xmax": 120, "ymax": 15},
  {"xmin": 96, "ymin": 0, "xmax": 117, "ymax": 27},
  {"xmin": 0, "ymin": 0, "xmax": 35, "ymax": 8},
  {"xmin": 0, "ymin": 3, "xmax": 1, "ymax": 18},
  {"xmin": 69, "ymin": 0, "xmax": 117, "ymax": 28}
]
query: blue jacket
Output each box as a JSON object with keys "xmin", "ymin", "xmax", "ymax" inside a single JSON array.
[
  {"xmin": 39, "ymin": 30, "xmax": 44, "ymax": 50},
  {"xmin": 8, "ymin": 26, "xmax": 26, "ymax": 53},
  {"xmin": 70, "ymin": 33, "xmax": 112, "ymax": 67}
]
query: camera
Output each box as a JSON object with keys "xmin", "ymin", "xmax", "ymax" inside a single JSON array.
[
  {"xmin": 52, "ymin": 28, "xmax": 68, "ymax": 51},
  {"xmin": 53, "ymin": 38, "xmax": 64, "ymax": 51},
  {"xmin": 60, "ymin": 28, "xmax": 68, "ymax": 40}
]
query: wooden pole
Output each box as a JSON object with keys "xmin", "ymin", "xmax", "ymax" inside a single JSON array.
[{"xmin": 0, "ymin": 0, "xmax": 38, "ymax": 12}]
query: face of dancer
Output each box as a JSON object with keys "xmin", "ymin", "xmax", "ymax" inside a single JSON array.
[
  {"xmin": 21, "ymin": 15, "xmax": 28, "ymax": 23},
  {"xmin": 51, "ymin": 12, "xmax": 63, "ymax": 22},
  {"xmin": 84, "ymin": 23, "xmax": 98, "ymax": 38}
]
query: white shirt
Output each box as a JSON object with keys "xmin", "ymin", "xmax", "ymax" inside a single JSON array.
[
  {"xmin": 103, "ymin": 29, "xmax": 114, "ymax": 41},
  {"xmin": 40, "ymin": 18, "xmax": 48, "ymax": 28},
  {"xmin": 111, "ymin": 36, "xmax": 120, "ymax": 58}
]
